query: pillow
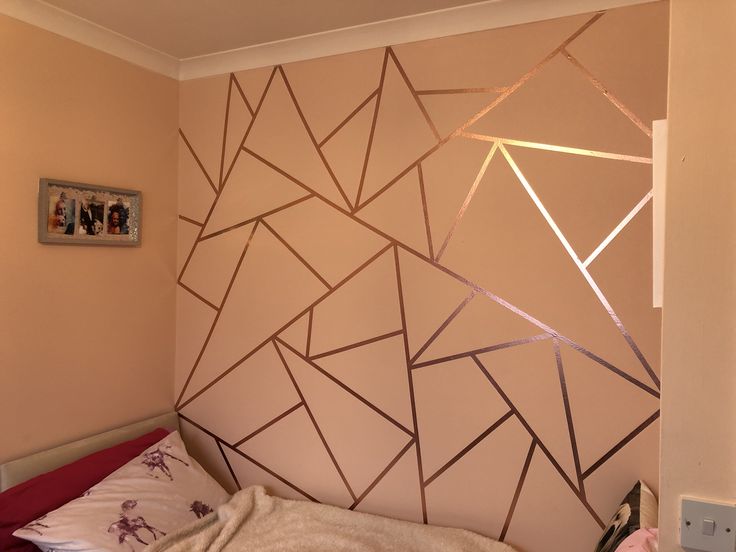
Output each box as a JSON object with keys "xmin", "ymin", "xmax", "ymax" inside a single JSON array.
[
  {"xmin": 0, "ymin": 427, "xmax": 170, "ymax": 552},
  {"xmin": 595, "ymin": 481, "xmax": 658, "ymax": 552},
  {"xmin": 13, "ymin": 431, "xmax": 229, "ymax": 552},
  {"xmin": 614, "ymin": 528, "xmax": 658, "ymax": 552}
]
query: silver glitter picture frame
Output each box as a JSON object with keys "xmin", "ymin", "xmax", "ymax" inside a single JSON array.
[{"xmin": 38, "ymin": 178, "xmax": 141, "ymax": 246}]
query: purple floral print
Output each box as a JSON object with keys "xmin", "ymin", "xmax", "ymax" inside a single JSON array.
[
  {"xmin": 22, "ymin": 514, "xmax": 49, "ymax": 536},
  {"xmin": 190, "ymin": 500, "xmax": 213, "ymax": 518},
  {"xmin": 107, "ymin": 500, "xmax": 165, "ymax": 551},
  {"xmin": 141, "ymin": 444, "xmax": 188, "ymax": 480}
]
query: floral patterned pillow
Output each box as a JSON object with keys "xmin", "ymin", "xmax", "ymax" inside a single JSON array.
[
  {"xmin": 595, "ymin": 481, "xmax": 658, "ymax": 552},
  {"xmin": 13, "ymin": 431, "xmax": 230, "ymax": 552}
]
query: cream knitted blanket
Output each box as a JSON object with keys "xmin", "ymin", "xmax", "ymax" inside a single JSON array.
[{"xmin": 146, "ymin": 486, "xmax": 516, "ymax": 552}]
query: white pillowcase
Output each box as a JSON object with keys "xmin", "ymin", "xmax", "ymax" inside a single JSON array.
[{"xmin": 13, "ymin": 430, "xmax": 230, "ymax": 552}]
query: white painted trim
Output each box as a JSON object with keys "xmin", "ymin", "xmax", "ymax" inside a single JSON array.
[
  {"xmin": 0, "ymin": 0, "xmax": 179, "ymax": 79},
  {"xmin": 652, "ymin": 119, "xmax": 668, "ymax": 309},
  {"xmin": 0, "ymin": 0, "xmax": 659, "ymax": 81},
  {"xmin": 178, "ymin": 0, "xmax": 659, "ymax": 80}
]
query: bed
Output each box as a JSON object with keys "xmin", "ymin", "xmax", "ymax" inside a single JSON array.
[
  {"xmin": 0, "ymin": 415, "xmax": 656, "ymax": 552},
  {"xmin": 0, "ymin": 412, "xmax": 179, "ymax": 493},
  {"xmin": 0, "ymin": 412, "xmax": 515, "ymax": 552}
]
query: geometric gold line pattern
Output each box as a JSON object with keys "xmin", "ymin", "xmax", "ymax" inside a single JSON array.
[
  {"xmin": 176, "ymin": 5, "xmax": 666, "ymax": 550},
  {"xmin": 355, "ymin": 49, "xmax": 390, "ymax": 209},
  {"xmin": 416, "ymin": 87, "xmax": 509, "ymax": 95},
  {"xmin": 388, "ymin": 47, "xmax": 441, "ymax": 142},
  {"xmin": 501, "ymin": 144, "xmax": 660, "ymax": 388},
  {"xmin": 583, "ymin": 190, "xmax": 653, "ymax": 268},
  {"xmin": 460, "ymin": 131, "xmax": 653, "ymax": 164},
  {"xmin": 434, "ymin": 142, "xmax": 498, "ymax": 262},
  {"xmin": 561, "ymin": 48, "xmax": 653, "ymax": 138}
]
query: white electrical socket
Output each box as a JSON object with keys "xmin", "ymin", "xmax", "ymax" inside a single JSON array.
[{"xmin": 681, "ymin": 496, "xmax": 736, "ymax": 552}]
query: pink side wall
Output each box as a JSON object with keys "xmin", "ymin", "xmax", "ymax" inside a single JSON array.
[{"xmin": 0, "ymin": 15, "xmax": 178, "ymax": 463}]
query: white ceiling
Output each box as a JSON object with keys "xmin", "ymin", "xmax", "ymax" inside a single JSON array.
[
  {"xmin": 2, "ymin": 0, "xmax": 657, "ymax": 79},
  {"xmin": 41, "ymin": 0, "xmax": 489, "ymax": 59}
]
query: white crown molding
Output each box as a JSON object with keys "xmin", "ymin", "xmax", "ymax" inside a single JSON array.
[
  {"xmin": 0, "ymin": 0, "xmax": 179, "ymax": 79},
  {"xmin": 1, "ymin": 0, "xmax": 658, "ymax": 81}
]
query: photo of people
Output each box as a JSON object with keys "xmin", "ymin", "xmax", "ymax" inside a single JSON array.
[
  {"xmin": 78, "ymin": 195, "xmax": 105, "ymax": 236},
  {"xmin": 107, "ymin": 199, "xmax": 130, "ymax": 235},
  {"xmin": 46, "ymin": 193, "xmax": 75, "ymax": 235},
  {"xmin": 39, "ymin": 179, "xmax": 141, "ymax": 246}
]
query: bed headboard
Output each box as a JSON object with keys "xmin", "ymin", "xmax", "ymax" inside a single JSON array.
[{"xmin": 0, "ymin": 411, "xmax": 180, "ymax": 492}]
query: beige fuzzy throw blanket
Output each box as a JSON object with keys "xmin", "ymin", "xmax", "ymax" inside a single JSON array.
[{"xmin": 146, "ymin": 486, "xmax": 516, "ymax": 552}]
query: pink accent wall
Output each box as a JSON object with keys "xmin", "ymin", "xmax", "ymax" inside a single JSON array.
[
  {"xmin": 0, "ymin": 15, "xmax": 178, "ymax": 463},
  {"xmin": 175, "ymin": 3, "xmax": 668, "ymax": 551}
]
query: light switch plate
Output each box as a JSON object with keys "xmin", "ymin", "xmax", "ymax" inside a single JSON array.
[{"xmin": 681, "ymin": 496, "xmax": 736, "ymax": 551}]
